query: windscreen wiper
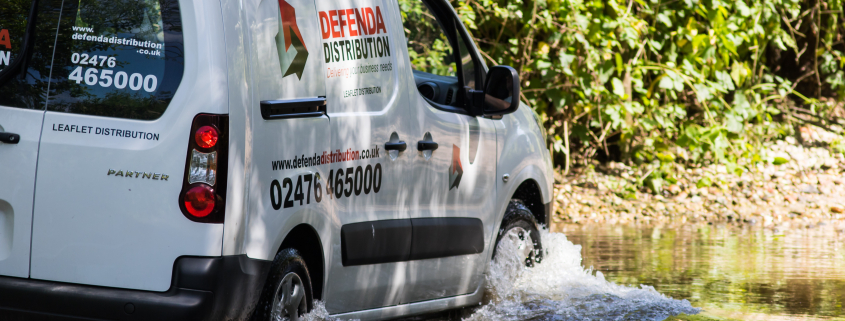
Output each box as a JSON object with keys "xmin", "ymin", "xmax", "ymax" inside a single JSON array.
[{"xmin": 0, "ymin": 0, "xmax": 39, "ymax": 87}]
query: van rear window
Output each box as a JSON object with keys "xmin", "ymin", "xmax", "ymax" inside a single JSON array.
[
  {"xmin": 0, "ymin": 3, "xmax": 28, "ymax": 77},
  {"xmin": 46, "ymin": 0, "xmax": 184, "ymax": 120},
  {"xmin": 0, "ymin": 0, "xmax": 62, "ymax": 109}
]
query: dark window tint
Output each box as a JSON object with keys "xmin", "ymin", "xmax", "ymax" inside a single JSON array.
[
  {"xmin": 454, "ymin": 29, "xmax": 476, "ymax": 90},
  {"xmin": 47, "ymin": 0, "xmax": 184, "ymax": 120},
  {"xmin": 0, "ymin": 0, "xmax": 63, "ymax": 109}
]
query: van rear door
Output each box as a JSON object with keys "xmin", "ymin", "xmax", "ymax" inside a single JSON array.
[
  {"xmin": 0, "ymin": 109, "xmax": 41, "ymax": 278},
  {"xmin": 27, "ymin": 0, "xmax": 226, "ymax": 292},
  {"xmin": 0, "ymin": 0, "xmax": 62, "ymax": 278}
]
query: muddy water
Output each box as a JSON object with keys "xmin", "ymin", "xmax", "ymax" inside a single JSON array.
[{"xmin": 561, "ymin": 223, "xmax": 845, "ymax": 320}]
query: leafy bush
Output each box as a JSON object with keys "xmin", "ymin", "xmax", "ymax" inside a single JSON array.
[{"xmin": 417, "ymin": 0, "xmax": 845, "ymax": 191}]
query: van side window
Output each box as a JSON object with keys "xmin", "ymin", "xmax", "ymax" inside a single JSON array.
[
  {"xmin": 454, "ymin": 28, "xmax": 476, "ymax": 90},
  {"xmin": 46, "ymin": 0, "xmax": 184, "ymax": 120},
  {"xmin": 0, "ymin": 0, "xmax": 64, "ymax": 109},
  {"xmin": 399, "ymin": 0, "xmax": 478, "ymax": 111},
  {"xmin": 400, "ymin": 2, "xmax": 456, "ymax": 78}
]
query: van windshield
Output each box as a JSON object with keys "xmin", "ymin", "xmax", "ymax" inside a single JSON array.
[{"xmin": 46, "ymin": 0, "xmax": 184, "ymax": 120}]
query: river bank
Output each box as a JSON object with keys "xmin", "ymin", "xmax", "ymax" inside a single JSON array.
[{"xmin": 550, "ymin": 133, "xmax": 845, "ymax": 232}]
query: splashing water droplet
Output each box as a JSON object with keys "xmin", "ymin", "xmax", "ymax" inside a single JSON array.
[
  {"xmin": 465, "ymin": 230, "xmax": 700, "ymax": 320},
  {"xmin": 300, "ymin": 301, "xmax": 358, "ymax": 321}
]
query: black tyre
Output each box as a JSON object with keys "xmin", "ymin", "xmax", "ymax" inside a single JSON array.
[
  {"xmin": 492, "ymin": 200, "xmax": 543, "ymax": 267},
  {"xmin": 253, "ymin": 248, "xmax": 314, "ymax": 321}
]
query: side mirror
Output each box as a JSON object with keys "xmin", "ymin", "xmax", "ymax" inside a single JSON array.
[{"xmin": 482, "ymin": 65, "xmax": 520, "ymax": 116}]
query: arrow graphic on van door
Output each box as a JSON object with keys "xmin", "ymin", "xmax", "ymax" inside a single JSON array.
[
  {"xmin": 449, "ymin": 144, "xmax": 463, "ymax": 190},
  {"xmin": 276, "ymin": 0, "xmax": 308, "ymax": 80}
]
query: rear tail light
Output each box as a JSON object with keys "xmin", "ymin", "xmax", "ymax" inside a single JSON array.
[
  {"xmin": 184, "ymin": 185, "xmax": 215, "ymax": 218},
  {"xmin": 189, "ymin": 149, "xmax": 217, "ymax": 185},
  {"xmin": 179, "ymin": 114, "xmax": 228, "ymax": 223},
  {"xmin": 195, "ymin": 125, "xmax": 218, "ymax": 148}
]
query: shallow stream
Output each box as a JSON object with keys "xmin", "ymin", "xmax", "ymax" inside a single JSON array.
[{"xmin": 562, "ymin": 223, "xmax": 845, "ymax": 320}]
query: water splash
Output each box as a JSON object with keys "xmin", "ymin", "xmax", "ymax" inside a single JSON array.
[
  {"xmin": 464, "ymin": 230, "xmax": 700, "ymax": 321},
  {"xmin": 300, "ymin": 230, "xmax": 699, "ymax": 320},
  {"xmin": 300, "ymin": 301, "xmax": 358, "ymax": 321}
]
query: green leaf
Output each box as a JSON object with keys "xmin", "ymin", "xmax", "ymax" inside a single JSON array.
[
  {"xmin": 672, "ymin": 73, "xmax": 685, "ymax": 91},
  {"xmin": 693, "ymin": 83, "xmax": 711, "ymax": 102},
  {"xmin": 559, "ymin": 52, "xmax": 576, "ymax": 76},
  {"xmin": 649, "ymin": 39, "xmax": 664, "ymax": 51},
  {"xmin": 537, "ymin": 60, "xmax": 552, "ymax": 69},
  {"xmin": 732, "ymin": 92, "xmax": 755, "ymax": 119},
  {"xmin": 657, "ymin": 13, "xmax": 672, "ymax": 27},
  {"xmin": 615, "ymin": 53, "xmax": 623, "ymax": 73},
  {"xmin": 598, "ymin": 61, "xmax": 615, "ymax": 84},
  {"xmin": 692, "ymin": 34, "xmax": 708, "ymax": 51},
  {"xmin": 715, "ymin": 71, "xmax": 735, "ymax": 91},
  {"xmin": 719, "ymin": 34, "xmax": 738, "ymax": 56},
  {"xmin": 779, "ymin": 29, "xmax": 797, "ymax": 50},
  {"xmin": 713, "ymin": 134, "xmax": 729, "ymax": 161},
  {"xmin": 696, "ymin": 177, "xmax": 713, "ymax": 188},
  {"xmin": 735, "ymin": 0, "xmax": 751, "ymax": 16},
  {"xmin": 773, "ymin": 157, "xmax": 790, "ymax": 165},
  {"xmin": 647, "ymin": 177, "xmax": 664, "ymax": 194},
  {"xmin": 730, "ymin": 61, "xmax": 748, "ymax": 87},
  {"xmin": 612, "ymin": 77, "xmax": 626, "ymax": 97},
  {"xmin": 656, "ymin": 152, "xmax": 676, "ymax": 162},
  {"xmin": 726, "ymin": 113, "xmax": 743, "ymax": 133},
  {"xmin": 659, "ymin": 74, "xmax": 675, "ymax": 90}
]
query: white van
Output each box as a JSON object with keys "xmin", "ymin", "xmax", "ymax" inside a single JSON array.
[{"xmin": 0, "ymin": 0, "xmax": 552, "ymax": 319}]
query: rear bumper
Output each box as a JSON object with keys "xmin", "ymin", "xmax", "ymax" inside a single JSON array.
[{"xmin": 0, "ymin": 255, "xmax": 271, "ymax": 321}]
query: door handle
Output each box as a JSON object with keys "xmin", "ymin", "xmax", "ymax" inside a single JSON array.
[
  {"xmin": 384, "ymin": 141, "xmax": 407, "ymax": 152},
  {"xmin": 417, "ymin": 141, "xmax": 438, "ymax": 151},
  {"xmin": 260, "ymin": 97, "xmax": 327, "ymax": 120},
  {"xmin": 0, "ymin": 132, "xmax": 20, "ymax": 144}
]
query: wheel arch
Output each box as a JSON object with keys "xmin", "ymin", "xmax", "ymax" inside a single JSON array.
[
  {"xmin": 511, "ymin": 179, "xmax": 547, "ymax": 228},
  {"xmin": 278, "ymin": 224, "xmax": 325, "ymax": 301}
]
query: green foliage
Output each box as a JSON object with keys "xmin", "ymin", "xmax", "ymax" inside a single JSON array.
[
  {"xmin": 433, "ymin": 0, "xmax": 845, "ymax": 191},
  {"xmin": 399, "ymin": 0, "xmax": 458, "ymax": 76}
]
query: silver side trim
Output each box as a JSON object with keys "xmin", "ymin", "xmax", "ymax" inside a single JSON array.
[{"xmin": 329, "ymin": 283, "xmax": 485, "ymax": 320}]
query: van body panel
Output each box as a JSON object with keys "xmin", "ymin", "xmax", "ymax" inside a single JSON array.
[
  {"xmin": 28, "ymin": 0, "xmax": 229, "ymax": 292},
  {"xmin": 317, "ymin": 0, "xmax": 415, "ymax": 313},
  {"xmin": 240, "ymin": 0, "xmax": 331, "ymax": 261},
  {"xmin": 389, "ymin": 0, "xmax": 498, "ymax": 303},
  {"xmin": 399, "ymin": 106, "xmax": 497, "ymax": 303},
  {"xmin": 495, "ymin": 105, "xmax": 554, "ymax": 210},
  {"xmin": 489, "ymin": 104, "xmax": 554, "ymax": 256},
  {"xmin": 0, "ymin": 108, "xmax": 44, "ymax": 278},
  {"xmin": 220, "ymin": 0, "xmax": 253, "ymax": 257}
]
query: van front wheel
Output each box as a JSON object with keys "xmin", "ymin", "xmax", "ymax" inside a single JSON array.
[
  {"xmin": 493, "ymin": 200, "xmax": 543, "ymax": 267},
  {"xmin": 254, "ymin": 248, "xmax": 313, "ymax": 321}
]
